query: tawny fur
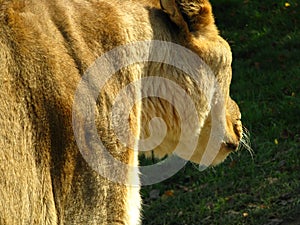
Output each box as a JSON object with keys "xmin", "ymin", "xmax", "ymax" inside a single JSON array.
[{"xmin": 0, "ymin": 0, "xmax": 242, "ymax": 224}]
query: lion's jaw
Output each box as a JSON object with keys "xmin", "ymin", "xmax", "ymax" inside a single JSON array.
[
  {"xmin": 187, "ymin": 97, "xmax": 242, "ymax": 166},
  {"xmin": 142, "ymin": 96, "xmax": 243, "ymax": 167}
]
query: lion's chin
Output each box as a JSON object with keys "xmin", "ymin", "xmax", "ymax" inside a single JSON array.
[
  {"xmin": 187, "ymin": 146, "xmax": 232, "ymax": 167},
  {"xmin": 211, "ymin": 149, "xmax": 232, "ymax": 166}
]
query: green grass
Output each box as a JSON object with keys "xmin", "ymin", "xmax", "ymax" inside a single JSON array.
[{"xmin": 141, "ymin": 0, "xmax": 300, "ymax": 224}]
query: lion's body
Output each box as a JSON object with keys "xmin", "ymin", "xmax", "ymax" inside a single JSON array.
[{"xmin": 0, "ymin": 0, "xmax": 242, "ymax": 224}]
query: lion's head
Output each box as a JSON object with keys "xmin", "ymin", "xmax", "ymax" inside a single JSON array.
[{"xmin": 140, "ymin": 0, "xmax": 246, "ymax": 167}]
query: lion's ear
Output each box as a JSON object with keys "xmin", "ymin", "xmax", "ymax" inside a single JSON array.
[
  {"xmin": 160, "ymin": 0, "xmax": 215, "ymax": 33},
  {"xmin": 160, "ymin": 0, "xmax": 189, "ymax": 33}
]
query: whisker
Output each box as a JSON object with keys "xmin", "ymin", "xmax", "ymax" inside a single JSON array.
[{"xmin": 240, "ymin": 126, "xmax": 254, "ymax": 160}]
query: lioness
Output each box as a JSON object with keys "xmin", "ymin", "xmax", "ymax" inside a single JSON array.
[{"xmin": 0, "ymin": 0, "xmax": 243, "ymax": 224}]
